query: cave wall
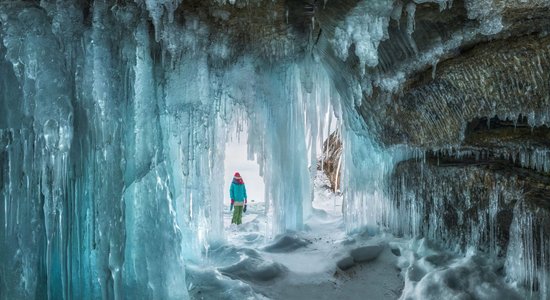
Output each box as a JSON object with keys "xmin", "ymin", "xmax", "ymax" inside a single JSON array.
[
  {"xmin": 1, "ymin": 0, "xmax": 550, "ymax": 298},
  {"xmin": 0, "ymin": 2, "xmax": 334, "ymax": 298},
  {"xmin": 313, "ymin": 0, "xmax": 550, "ymax": 297},
  {"xmin": 388, "ymin": 154, "xmax": 550, "ymax": 295}
]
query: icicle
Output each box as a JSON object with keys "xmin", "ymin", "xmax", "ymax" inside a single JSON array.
[
  {"xmin": 431, "ymin": 60, "xmax": 438, "ymax": 79},
  {"xmin": 406, "ymin": 3, "xmax": 416, "ymax": 37},
  {"xmin": 286, "ymin": 7, "xmax": 289, "ymax": 24}
]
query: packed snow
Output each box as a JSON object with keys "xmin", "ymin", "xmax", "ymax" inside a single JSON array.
[{"xmin": 184, "ymin": 170, "xmax": 536, "ymax": 299}]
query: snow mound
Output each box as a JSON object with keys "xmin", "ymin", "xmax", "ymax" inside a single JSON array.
[
  {"xmin": 218, "ymin": 250, "xmax": 288, "ymax": 283},
  {"xmin": 397, "ymin": 238, "xmax": 523, "ymax": 300},
  {"xmin": 237, "ymin": 215, "xmax": 264, "ymax": 233},
  {"xmin": 242, "ymin": 232, "xmax": 264, "ymax": 244},
  {"xmin": 337, "ymin": 256, "xmax": 355, "ymax": 270},
  {"xmin": 350, "ymin": 244, "xmax": 385, "ymax": 262},
  {"xmin": 337, "ymin": 243, "xmax": 386, "ymax": 270},
  {"xmin": 310, "ymin": 207, "xmax": 328, "ymax": 218},
  {"xmin": 262, "ymin": 233, "xmax": 311, "ymax": 253},
  {"xmin": 186, "ymin": 264, "xmax": 262, "ymax": 300},
  {"xmin": 207, "ymin": 245, "xmax": 251, "ymax": 266},
  {"xmin": 404, "ymin": 257, "xmax": 522, "ymax": 300}
]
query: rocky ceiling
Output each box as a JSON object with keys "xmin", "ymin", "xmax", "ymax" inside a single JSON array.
[
  {"xmin": 267, "ymin": 0, "xmax": 548, "ymax": 149},
  {"xmin": 157, "ymin": 0, "xmax": 550, "ymax": 151}
]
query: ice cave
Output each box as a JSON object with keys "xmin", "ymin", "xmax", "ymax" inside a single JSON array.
[{"xmin": 1, "ymin": 0, "xmax": 549, "ymax": 299}]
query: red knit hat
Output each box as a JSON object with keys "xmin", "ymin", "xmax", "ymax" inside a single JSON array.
[{"xmin": 234, "ymin": 172, "xmax": 241, "ymax": 177}]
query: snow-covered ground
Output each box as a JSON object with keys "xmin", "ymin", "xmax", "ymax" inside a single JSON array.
[
  {"xmin": 187, "ymin": 172, "xmax": 402, "ymax": 299},
  {"xmin": 186, "ymin": 171, "xmax": 526, "ymax": 300}
]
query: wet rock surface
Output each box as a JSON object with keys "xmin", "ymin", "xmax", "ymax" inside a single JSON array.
[
  {"xmin": 373, "ymin": 34, "xmax": 550, "ymax": 147},
  {"xmin": 314, "ymin": 1, "xmax": 550, "ymax": 296},
  {"xmin": 171, "ymin": 0, "xmax": 314, "ymax": 64},
  {"xmin": 388, "ymin": 156, "xmax": 550, "ymax": 294},
  {"xmin": 311, "ymin": 0, "xmax": 550, "ymax": 149}
]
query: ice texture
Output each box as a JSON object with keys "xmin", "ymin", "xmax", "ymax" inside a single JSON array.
[
  {"xmin": 262, "ymin": 233, "xmax": 310, "ymax": 253},
  {"xmin": 2, "ymin": 0, "xmax": 550, "ymax": 299},
  {"xmin": 349, "ymin": 244, "xmax": 384, "ymax": 262},
  {"xmin": 331, "ymin": 0, "xmax": 394, "ymax": 74},
  {"xmin": 396, "ymin": 238, "xmax": 523, "ymax": 300},
  {"xmin": 464, "ymin": 0, "xmax": 504, "ymax": 35},
  {"xmin": 505, "ymin": 203, "xmax": 550, "ymax": 299},
  {"xmin": 0, "ymin": 2, "xmax": 338, "ymax": 298}
]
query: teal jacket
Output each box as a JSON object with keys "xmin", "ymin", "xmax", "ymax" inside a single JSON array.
[{"xmin": 230, "ymin": 180, "xmax": 247, "ymax": 203}]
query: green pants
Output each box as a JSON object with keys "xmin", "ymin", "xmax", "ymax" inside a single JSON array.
[{"xmin": 231, "ymin": 206, "xmax": 243, "ymax": 225}]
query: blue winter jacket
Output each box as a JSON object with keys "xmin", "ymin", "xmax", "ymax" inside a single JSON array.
[{"xmin": 230, "ymin": 180, "xmax": 247, "ymax": 203}]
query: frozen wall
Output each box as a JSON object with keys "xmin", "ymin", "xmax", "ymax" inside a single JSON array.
[
  {"xmin": 313, "ymin": 0, "xmax": 550, "ymax": 298},
  {"xmin": 0, "ymin": 2, "xmax": 336, "ymax": 298}
]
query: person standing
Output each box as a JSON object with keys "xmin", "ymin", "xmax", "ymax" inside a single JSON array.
[{"xmin": 230, "ymin": 172, "xmax": 247, "ymax": 225}]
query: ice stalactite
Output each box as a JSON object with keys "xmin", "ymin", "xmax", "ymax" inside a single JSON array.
[
  {"xmin": 2, "ymin": 0, "xmax": 550, "ymax": 298},
  {"xmin": 160, "ymin": 54, "xmax": 228, "ymax": 258},
  {"xmin": 222, "ymin": 60, "xmax": 338, "ymax": 236},
  {"xmin": 313, "ymin": 1, "xmax": 550, "ymax": 298},
  {"xmin": 331, "ymin": 0, "xmax": 394, "ymax": 78},
  {"xmin": 506, "ymin": 203, "xmax": 550, "ymax": 300},
  {"xmin": 87, "ymin": 3, "xmax": 129, "ymax": 299},
  {"xmin": 0, "ymin": 2, "xmax": 190, "ymax": 298},
  {"xmin": 386, "ymin": 156, "xmax": 550, "ymax": 299},
  {"xmin": 121, "ymin": 20, "xmax": 189, "ymax": 300},
  {"xmin": 388, "ymin": 161, "xmax": 521, "ymax": 255},
  {"xmin": 0, "ymin": 1, "xmax": 340, "ymax": 297},
  {"xmin": 1, "ymin": 4, "xmax": 74, "ymax": 299},
  {"xmin": 257, "ymin": 68, "xmax": 312, "ymax": 234},
  {"xmin": 339, "ymin": 132, "xmax": 410, "ymax": 234}
]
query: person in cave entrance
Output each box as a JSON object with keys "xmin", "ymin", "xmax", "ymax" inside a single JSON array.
[{"xmin": 229, "ymin": 172, "xmax": 248, "ymax": 225}]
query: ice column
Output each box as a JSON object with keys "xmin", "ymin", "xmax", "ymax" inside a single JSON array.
[
  {"xmin": 1, "ymin": 5, "xmax": 73, "ymax": 299},
  {"xmin": 121, "ymin": 21, "xmax": 188, "ymax": 299},
  {"xmin": 222, "ymin": 60, "xmax": 337, "ymax": 235},
  {"xmin": 160, "ymin": 53, "xmax": 230, "ymax": 259}
]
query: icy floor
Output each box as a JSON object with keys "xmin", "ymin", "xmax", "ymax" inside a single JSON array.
[{"xmin": 186, "ymin": 173, "xmax": 526, "ymax": 300}]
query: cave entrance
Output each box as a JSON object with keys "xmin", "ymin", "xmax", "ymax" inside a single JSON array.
[
  {"xmin": 223, "ymin": 126, "xmax": 268, "ymax": 237},
  {"xmin": 216, "ymin": 63, "xmax": 342, "ymax": 245}
]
